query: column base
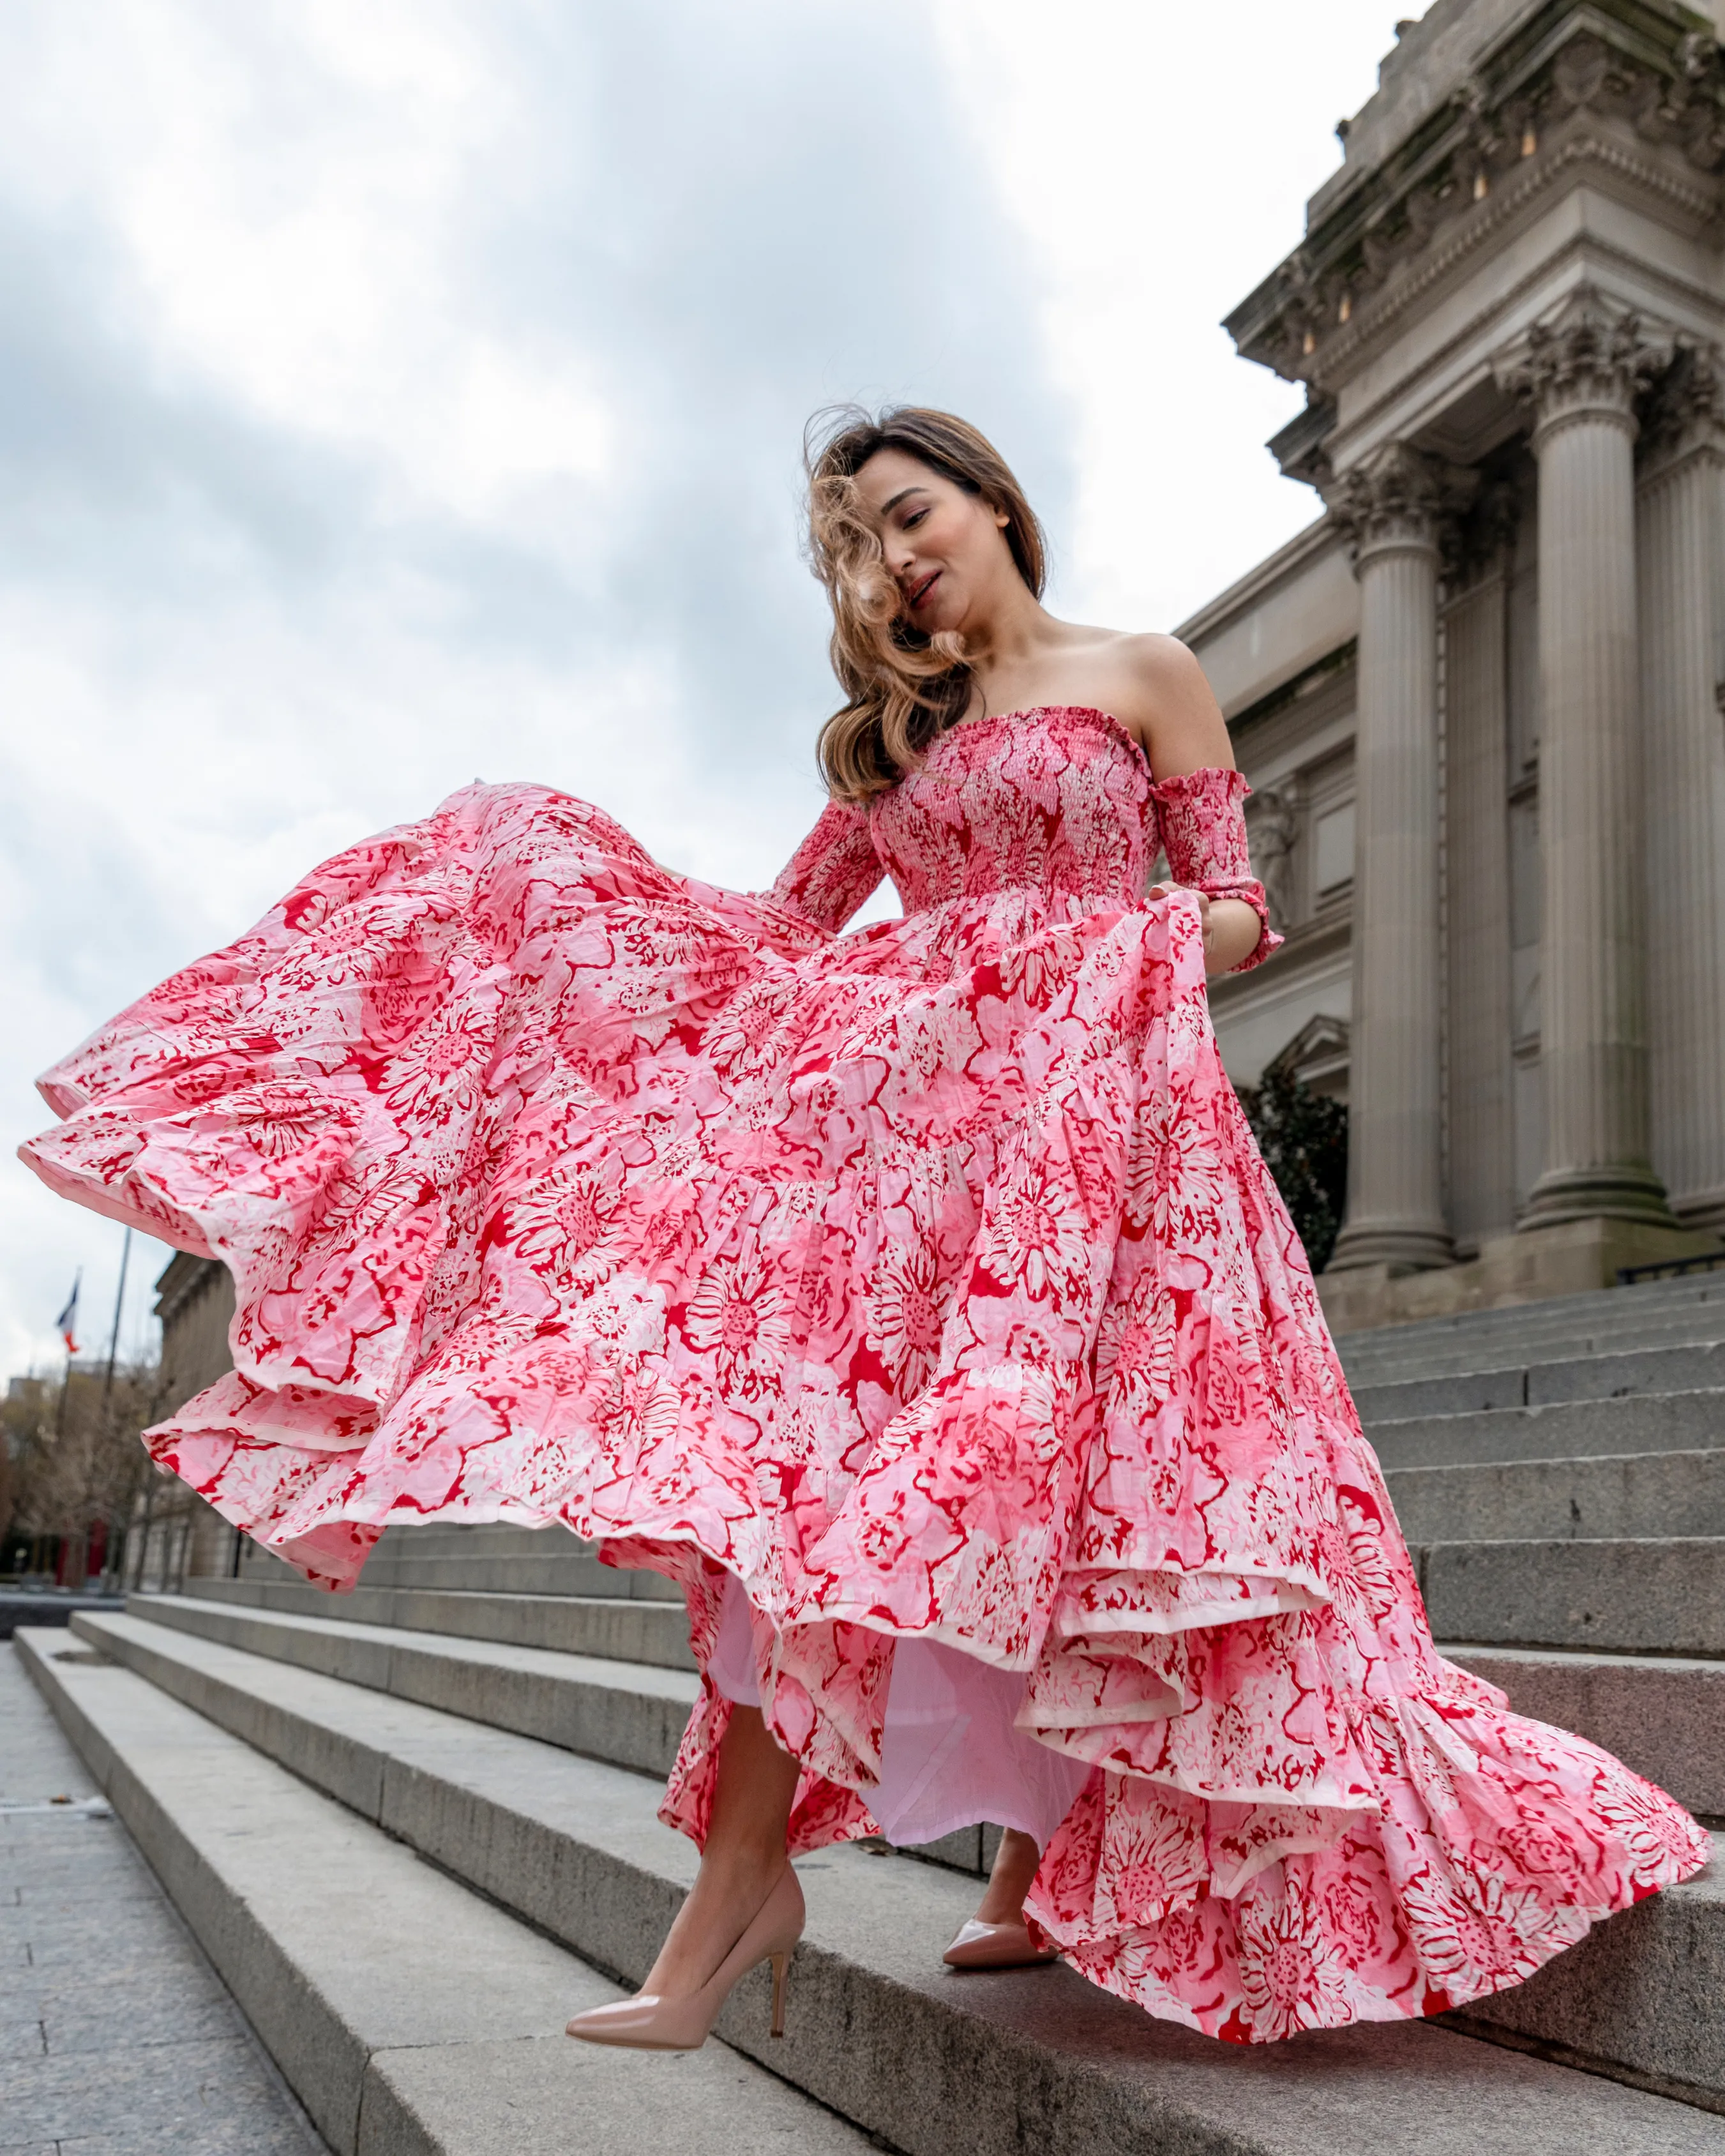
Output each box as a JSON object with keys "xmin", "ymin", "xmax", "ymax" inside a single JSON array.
[
  {"xmin": 1672, "ymin": 1185, "xmax": 1725, "ymax": 1236},
  {"xmin": 1316, "ymin": 1215, "xmax": 1724, "ymax": 1335},
  {"xmin": 1518, "ymin": 1163, "xmax": 1680, "ymax": 1231},
  {"xmin": 1325, "ymin": 1222, "xmax": 1453, "ymax": 1274}
]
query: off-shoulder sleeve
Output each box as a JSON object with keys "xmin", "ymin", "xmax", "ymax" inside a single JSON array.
[
  {"xmin": 759, "ymin": 798, "xmax": 885, "ymax": 935},
  {"xmin": 1150, "ymin": 767, "xmax": 1283, "ymax": 973}
]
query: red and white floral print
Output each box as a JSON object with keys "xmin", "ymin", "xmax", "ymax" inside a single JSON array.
[{"xmin": 21, "ymin": 704, "xmax": 1708, "ymax": 2042}]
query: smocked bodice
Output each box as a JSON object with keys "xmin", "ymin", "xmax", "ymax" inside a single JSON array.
[
  {"xmin": 871, "ymin": 706, "xmax": 1149, "ymax": 914},
  {"xmin": 764, "ymin": 705, "xmax": 1279, "ymax": 970}
]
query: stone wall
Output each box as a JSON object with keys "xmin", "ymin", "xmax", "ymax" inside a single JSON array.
[{"xmin": 147, "ymin": 1253, "xmax": 237, "ymax": 1581}]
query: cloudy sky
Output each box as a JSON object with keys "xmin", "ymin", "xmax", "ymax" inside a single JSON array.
[{"xmin": 3, "ymin": 0, "xmax": 1408, "ymax": 1384}]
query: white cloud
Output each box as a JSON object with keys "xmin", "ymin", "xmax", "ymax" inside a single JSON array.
[{"xmin": 933, "ymin": 0, "xmax": 1412, "ymax": 628}]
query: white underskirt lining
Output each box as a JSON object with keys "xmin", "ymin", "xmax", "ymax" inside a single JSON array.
[{"xmin": 709, "ymin": 1573, "xmax": 1087, "ymax": 1849}]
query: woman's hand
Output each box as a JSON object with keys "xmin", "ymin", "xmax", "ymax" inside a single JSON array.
[{"xmin": 1149, "ymin": 886, "xmax": 1262, "ymax": 977}]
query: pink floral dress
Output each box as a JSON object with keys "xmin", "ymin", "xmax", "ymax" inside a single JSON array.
[{"xmin": 20, "ymin": 704, "xmax": 1708, "ymax": 2042}]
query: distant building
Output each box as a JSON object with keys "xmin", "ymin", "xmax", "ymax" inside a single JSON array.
[
  {"xmin": 1189, "ymin": 0, "xmax": 1725, "ymax": 1329},
  {"xmin": 147, "ymin": 1253, "xmax": 237, "ymax": 1580}
]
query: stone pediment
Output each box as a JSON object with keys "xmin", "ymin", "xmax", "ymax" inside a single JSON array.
[{"xmin": 1265, "ymin": 1013, "xmax": 1352, "ymax": 1091}]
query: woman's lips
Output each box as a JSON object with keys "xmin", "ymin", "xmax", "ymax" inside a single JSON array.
[{"xmin": 908, "ymin": 571, "xmax": 940, "ymax": 610}]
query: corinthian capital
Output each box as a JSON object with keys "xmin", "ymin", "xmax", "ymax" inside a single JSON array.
[
  {"xmin": 1493, "ymin": 287, "xmax": 1671, "ymax": 443},
  {"xmin": 1640, "ymin": 340, "xmax": 1725, "ymax": 465},
  {"xmin": 1329, "ymin": 442, "xmax": 1479, "ymax": 564}
]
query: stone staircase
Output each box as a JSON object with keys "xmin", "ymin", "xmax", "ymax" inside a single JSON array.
[{"xmin": 17, "ymin": 1270, "xmax": 1725, "ymax": 2153}]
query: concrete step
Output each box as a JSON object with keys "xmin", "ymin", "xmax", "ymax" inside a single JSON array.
[
  {"xmin": 1335, "ymin": 1276, "xmax": 1725, "ymax": 1376},
  {"xmin": 135, "ymin": 1587, "xmax": 1725, "ymax": 1837},
  {"xmin": 131, "ymin": 1591, "xmax": 700, "ymax": 1779},
  {"xmin": 13, "ymin": 1626, "xmax": 873, "ymax": 2156},
  {"xmin": 1339, "ymin": 1293, "xmax": 1725, "ymax": 1358},
  {"xmin": 198, "ymin": 1514, "xmax": 1725, "ymax": 1670},
  {"xmin": 129, "ymin": 1591, "xmax": 996, "ymax": 1880},
  {"xmin": 1355, "ymin": 1343, "xmax": 1725, "ymax": 1426},
  {"xmin": 298, "ymin": 1520, "xmax": 682, "ymax": 1601},
  {"xmin": 1442, "ymin": 1644, "xmax": 1725, "ymax": 1821},
  {"xmin": 1419, "ymin": 1537, "xmax": 1725, "ymax": 1657},
  {"xmin": 1345, "ymin": 1323, "xmax": 1725, "ymax": 1390},
  {"xmin": 27, "ymin": 1611, "xmax": 1725, "ymax": 2148},
  {"xmin": 1383, "ymin": 1447, "xmax": 1725, "ymax": 1543},
  {"xmin": 1366, "ymin": 1389, "xmax": 1725, "ymax": 1469},
  {"xmin": 1340, "ymin": 1319, "xmax": 1725, "ymax": 1388},
  {"xmin": 192, "ymin": 1574, "xmax": 697, "ymax": 1670}
]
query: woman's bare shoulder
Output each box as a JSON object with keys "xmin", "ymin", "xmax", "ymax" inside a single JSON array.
[
  {"xmin": 1096, "ymin": 633, "xmax": 1233, "ymax": 778},
  {"xmin": 1117, "ymin": 629, "xmax": 1210, "ymax": 686}
]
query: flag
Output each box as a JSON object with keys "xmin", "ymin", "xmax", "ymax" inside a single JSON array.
[{"xmin": 56, "ymin": 1272, "xmax": 80, "ymax": 1355}]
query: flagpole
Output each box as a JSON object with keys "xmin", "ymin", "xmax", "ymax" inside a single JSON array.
[
  {"xmin": 55, "ymin": 1341, "xmax": 73, "ymax": 1435},
  {"xmin": 53, "ymin": 1267, "xmax": 82, "ymax": 1436},
  {"xmin": 103, "ymin": 1228, "xmax": 133, "ymax": 1404}
]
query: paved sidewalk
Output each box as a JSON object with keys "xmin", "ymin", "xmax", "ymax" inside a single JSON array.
[{"xmin": 1, "ymin": 1640, "xmax": 328, "ymax": 2156}]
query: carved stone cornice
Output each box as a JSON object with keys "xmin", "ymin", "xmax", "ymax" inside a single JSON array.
[
  {"xmin": 1226, "ymin": 2, "xmax": 1724, "ymax": 393},
  {"xmin": 1329, "ymin": 442, "xmax": 1479, "ymax": 566},
  {"xmin": 1493, "ymin": 287, "xmax": 1671, "ymax": 444}
]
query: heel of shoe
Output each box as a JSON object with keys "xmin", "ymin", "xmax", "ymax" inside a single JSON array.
[{"xmin": 566, "ymin": 1865, "xmax": 805, "ymax": 2052}]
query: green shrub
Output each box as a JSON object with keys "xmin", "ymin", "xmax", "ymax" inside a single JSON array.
[{"xmin": 1238, "ymin": 1069, "xmax": 1350, "ymax": 1274}]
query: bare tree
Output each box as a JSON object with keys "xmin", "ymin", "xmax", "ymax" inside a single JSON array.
[{"xmin": 4, "ymin": 1362, "xmax": 168, "ymax": 1584}]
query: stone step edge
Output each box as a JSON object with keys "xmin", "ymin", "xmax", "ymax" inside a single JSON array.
[
  {"xmin": 62, "ymin": 1604, "xmax": 1725, "ymax": 2131},
  {"xmin": 1366, "ymin": 1388, "xmax": 1725, "ymax": 1435},
  {"xmin": 194, "ymin": 1574, "xmax": 698, "ymax": 1670},
  {"xmin": 1334, "ymin": 1274, "xmax": 1725, "ymax": 1338},
  {"xmin": 1342, "ymin": 1342, "xmax": 1725, "ymax": 1387},
  {"xmin": 1355, "ymin": 1346, "xmax": 1725, "ymax": 1410},
  {"xmin": 179, "ymin": 1576, "xmax": 1725, "ymax": 1676},
  {"xmin": 129, "ymin": 1590, "xmax": 995, "ymax": 1878},
  {"xmin": 11, "ymin": 1626, "xmax": 871, "ymax": 2156},
  {"xmin": 1408, "ymin": 1537, "xmax": 1725, "ymax": 1661},
  {"xmin": 129, "ymin": 1590, "xmax": 1725, "ymax": 1836},
  {"xmin": 128, "ymin": 1588, "xmax": 702, "ymax": 1786},
  {"xmin": 1345, "ymin": 1304, "xmax": 1725, "ymax": 1338},
  {"xmin": 1341, "ymin": 1315, "xmax": 1725, "ymax": 1362}
]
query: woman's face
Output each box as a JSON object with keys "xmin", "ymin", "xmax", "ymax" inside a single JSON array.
[{"xmin": 854, "ymin": 448, "xmax": 1014, "ymax": 637}]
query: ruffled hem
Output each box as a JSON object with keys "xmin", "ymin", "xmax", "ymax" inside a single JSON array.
[{"xmin": 1027, "ymin": 1692, "xmax": 1711, "ymax": 2042}]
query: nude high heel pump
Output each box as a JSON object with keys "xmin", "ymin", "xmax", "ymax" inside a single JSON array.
[
  {"xmin": 943, "ymin": 1917, "xmax": 1058, "ymax": 1970},
  {"xmin": 566, "ymin": 1866, "xmax": 805, "ymax": 2050}
]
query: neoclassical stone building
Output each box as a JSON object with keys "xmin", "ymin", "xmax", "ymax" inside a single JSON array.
[{"xmin": 1187, "ymin": 0, "xmax": 1725, "ymax": 1329}]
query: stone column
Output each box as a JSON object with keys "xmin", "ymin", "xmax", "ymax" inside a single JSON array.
[
  {"xmin": 1496, "ymin": 291, "xmax": 1675, "ymax": 1227},
  {"xmin": 1638, "ymin": 346, "xmax": 1725, "ymax": 1229},
  {"xmin": 1328, "ymin": 443, "xmax": 1476, "ymax": 1272},
  {"xmin": 1443, "ymin": 483, "xmax": 1519, "ymax": 1249}
]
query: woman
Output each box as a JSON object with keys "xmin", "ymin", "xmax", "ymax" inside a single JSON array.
[{"xmin": 21, "ymin": 407, "xmax": 1707, "ymax": 2051}]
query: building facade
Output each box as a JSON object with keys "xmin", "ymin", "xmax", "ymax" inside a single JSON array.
[
  {"xmin": 1192, "ymin": 0, "xmax": 1725, "ymax": 1329},
  {"xmin": 142, "ymin": 1251, "xmax": 237, "ymax": 1582}
]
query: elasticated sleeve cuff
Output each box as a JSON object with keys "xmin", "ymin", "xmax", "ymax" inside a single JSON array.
[{"xmin": 1149, "ymin": 767, "xmax": 1283, "ymax": 973}]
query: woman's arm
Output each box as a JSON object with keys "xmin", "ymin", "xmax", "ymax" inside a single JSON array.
[
  {"xmin": 759, "ymin": 797, "xmax": 885, "ymax": 935},
  {"xmin": 1129, "ymin": 632, "xmax": 1235, "ymax": 781},
  {"xmin": 1147, "ymin": 886, "xmax": 1264, "ymax": 977},
  {"xmin": 1127, "ymin": 637, "xmax": 1280, "ymax": 976}
]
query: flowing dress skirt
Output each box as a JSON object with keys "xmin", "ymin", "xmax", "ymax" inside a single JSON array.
[{"xmin": 21, "ymin": 753, "xmax": 1710, "ymax": 2043}]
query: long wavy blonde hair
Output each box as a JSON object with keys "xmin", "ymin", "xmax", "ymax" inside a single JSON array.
[{"xmin": 804, "ymin": 405, "xmax": 1047, "ymax": 801}]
